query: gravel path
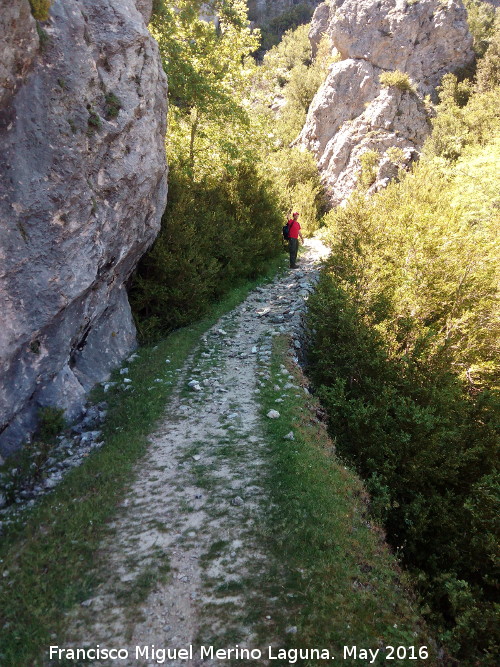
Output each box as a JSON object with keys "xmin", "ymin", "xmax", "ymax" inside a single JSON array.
[{"xmin": 64, "ymin": 239, "xmax": 329, "ymax": 666}]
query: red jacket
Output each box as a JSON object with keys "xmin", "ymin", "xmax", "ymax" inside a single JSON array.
[{"xmin": 287, "ymin": 219, "xmax": 301, "ymax": 239}]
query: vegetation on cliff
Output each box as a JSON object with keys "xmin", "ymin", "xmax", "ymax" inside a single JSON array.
[
  {"xmin": 28, "ymin": 0, "xmax": 51, "ymax": 22},
  {"xmin": 308, "ymin": 15, "xmax": 500, "ymax": 664}
]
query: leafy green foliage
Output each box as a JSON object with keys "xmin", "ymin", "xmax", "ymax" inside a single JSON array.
[
  {"xmin": 29, "ymin": 0, "xmax": 51, "ymax": 22},
  {"xmin": 151, "ymin": 0, "xmax": 258, "ymax": 178},
  {"xmin": 104, "ymin": 92, "xmax": 121, "ymax": 119},
  {"xmin": 133, "ymin": 1, "xmax": 289, "ymax": 339},
  {"xmin": 476, "ymin": 13, "xmax": 500, "ymax": 92},
  {"xmin": 379, "ymin": 70, "xmax": 415, "ymax": 92},
  {"xmin": 257, "ymin": 3, "xmax": 314, "ymax": 54},
  {"xmin": 242, "ymin": 24, "xmax": 332, "ymax": 232},
  {"xmin": 37, "ymin": 406, "xmax": 65, "ymax": 440},
  {"xmin": 359, "ymin": 149, "xmax": 380, "ymax": 188},
  {"xmin": 308, "ymin": 103, "xmax": 500, "ymax": 661},
  {"xmin": 464, "ymin": 0, "xmax": 497, "ymax": 57},
  {"xmin": 265, "ymin": 147, "xmax": 325, "ymax": 236},
  {"xmin": 425, "ymin": 77, "xmax": 500, "ymax": 160},
  {"xmin": 130, "ymin": 166, "xmax": 282, "ymax": 339},
  {"xmin": 256, "ymin": 26, "xmax": 337, "ymax": 146}
]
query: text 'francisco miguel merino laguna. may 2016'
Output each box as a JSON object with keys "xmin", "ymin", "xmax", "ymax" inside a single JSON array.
[{"xmin": 48, "ymin": 643, "xmax": 431, "ymax": 663}]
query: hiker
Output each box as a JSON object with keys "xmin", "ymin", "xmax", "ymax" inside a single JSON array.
[{"xmin": 286, "ymin": 212, "xmax": 304, "ymax": 269}]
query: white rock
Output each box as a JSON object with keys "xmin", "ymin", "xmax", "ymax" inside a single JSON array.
[
  {"xmin": 300, "ymin": 0, "xmax": 474, "ymax": 206},
  {"xmin": 267, "ymin": 410, "xmax": 280, "ymax": 419}
]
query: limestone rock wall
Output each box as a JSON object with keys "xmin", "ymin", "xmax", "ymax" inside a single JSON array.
[
  {"xmin": 299, "ymin": 0, "xmax": 474, "ymax": 205},
  {"xmin": 0, "ymin": 0, "xmax": 168, "ymax": 459}
]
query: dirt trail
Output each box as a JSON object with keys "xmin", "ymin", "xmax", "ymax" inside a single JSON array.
[{"xmin": 65, "ymin": 239, "xmax": 330, "ymax": 666}]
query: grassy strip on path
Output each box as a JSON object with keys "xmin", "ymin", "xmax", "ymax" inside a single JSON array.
[
  {"xmin": 0, "ymin": 254, "xmax": 287, "ymax": 667},
  {"xmin": 259, "ymin": 336, "xmax": 437, "ymax": 666}
]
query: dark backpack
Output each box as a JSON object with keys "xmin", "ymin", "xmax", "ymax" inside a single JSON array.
[{"xmin": 282, "ymin": 222, "xmax": 290, "ymax": 240}]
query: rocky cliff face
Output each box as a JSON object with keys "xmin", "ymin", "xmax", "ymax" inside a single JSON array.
[
  {"xmin": 299, "ymin": 0, "xmax": 473, "ymax": 205},
  {"xmin": 0, "ymin": 0, "xmax": 168, "ymax": 459}
]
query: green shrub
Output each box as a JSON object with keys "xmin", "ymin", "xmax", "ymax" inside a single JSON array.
[
  {"xmin": 307, "ymin": 124, "xmax": 500, "ymax": 663},
  {"xmin": 464, "ymin": 0, "xmax": 496, "ymax": 57},
  {"xmin": 476, "ymin": 15, "xmax": 500, "ymax": 92},
  {"xmin": 87, "ymin": 110, "xmax": 101, "ymax": 132},
  {"xmin": 258, "ymin": 3, "xmax": 314, "ymax": 53},
  {"xmin": 379, "ymin": 69, "xmax": 415, "ymax": 92},
  {"xmin": 37, "ymin": 406, "xmax": 65, "ymax": 440},
  {"xmin": 438, "ymin": 72, "xmax": 474, "ymax": 109},
  {"xmin": 29, "ymin": 0, "xmax": 51, "ymax": 21},
  {"xmin": 385, "ymin": 146, "xmax": 406, "ymax": 167},
  {"xmin": 425, "ymin": 80, "xmax": 500, "ymax": 160},
  {"xmin": 359, "ymin": 149, "xmax": 380, "ymax": 188},
  {"xmin": 151, "ymin": 0, "xmax": 167, "ymax": 19},
  {"xmin": 259, "ymin": 26, "xmax": 337, "ymax": 146},
  {"xmin": 35, "ymin": 22, "xmax": 50, "ymax": 49},
  {"xmin": 104, "ymin": 92, "xmax": 121, "ymax": 119},
  {"xmin": 130, "ymin": 165, "xmax": 282, "ymax": 340},
  {"xmin": 266, "ymin": 147, "xmax": 325, "ymax": 235}
]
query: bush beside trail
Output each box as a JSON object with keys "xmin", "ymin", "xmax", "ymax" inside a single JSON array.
[
  {"xmin": 130, "ymin": 166, "xmax": 283, "ymax": 339},
  {"xmin": 307, "ymin": 99, "xmax": 500, "ymax": 662}
]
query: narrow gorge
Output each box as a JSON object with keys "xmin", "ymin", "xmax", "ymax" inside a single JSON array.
[{"xmin": 0, "ymin": 1, "xmax": 498, "ymax": 665}]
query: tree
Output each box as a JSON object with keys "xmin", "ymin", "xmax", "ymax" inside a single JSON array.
[{"xmin": 151, "ymin": 0, "xmax": 259, "ymax": 178}]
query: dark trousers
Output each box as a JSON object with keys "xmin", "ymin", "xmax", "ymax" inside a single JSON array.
[{"xmin": 289, "ymin": 237, "xmax": 298, "ymax": 267}]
